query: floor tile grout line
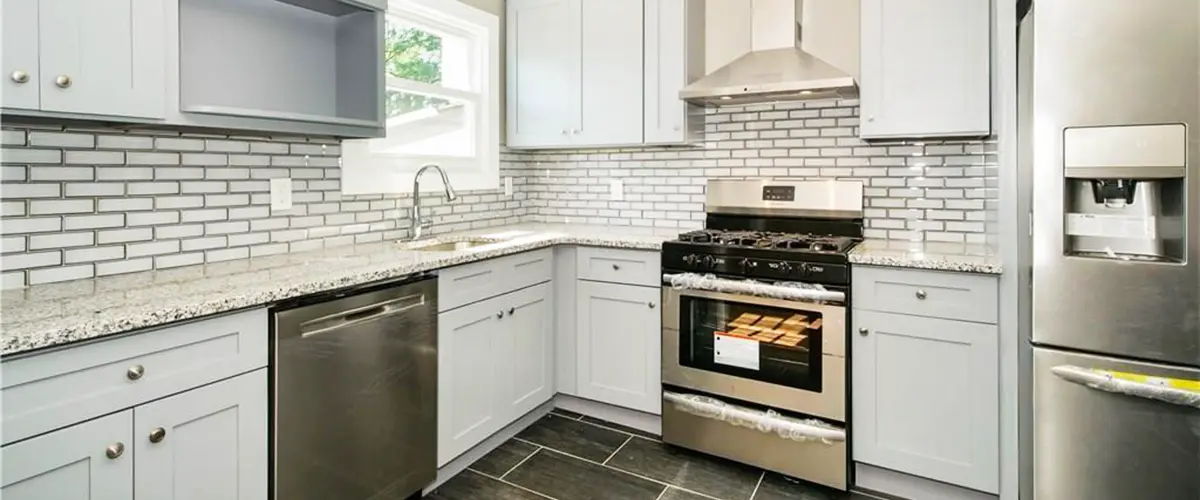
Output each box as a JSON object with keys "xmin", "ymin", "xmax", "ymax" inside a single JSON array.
[
  {"xmin": 500, "ymin": 445, "xmax": 544, "ymax": 480},
  {"xmin": 467, "ymin": 467, "xmax": 564, "ymax": 500},
  {"xmin": 513, "ymin": 438, "xmax": 727, "ymax": 500},
  {"xmin": 653, "ymin": 485, "xmax": 670, "ymax": 500},
  {"xmin": 569, "ymin": 414, "xmax": 663, "ymax": 443},
  {"xmin": 602, "ymin": 435, "xmax": 633, "ymax": 466},
  {"xmin": 747, "ymin": 471, "xmax": 765, "ymax": 500}
]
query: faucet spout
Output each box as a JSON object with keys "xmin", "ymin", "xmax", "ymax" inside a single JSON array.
[{"xmin": 410, "ymin": 164, "xmax": 457, "ymax": 241}]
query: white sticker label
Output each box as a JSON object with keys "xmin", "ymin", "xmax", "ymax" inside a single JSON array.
[
  {"xmin": 1065, "ymin": 213, "xmax": 1156, "ymax": 239},
  {"xmin": 714, "ymin": 334, "xmax": 760, "ymax": 371}
]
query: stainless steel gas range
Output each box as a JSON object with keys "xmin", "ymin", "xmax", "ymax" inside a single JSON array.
[{"xmin": 659, "ymin": 179, "xmax": 863, "ymax": 491}]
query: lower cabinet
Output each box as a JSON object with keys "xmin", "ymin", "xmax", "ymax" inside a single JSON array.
[
  {"xmin": 438, "ymin": 282, "xmax": 553, "ymax": 466},
  {"xmin": 1, "ymin": 410, "xmax": 133, "ymax": 500},
  {"xmin": 852, "ymin": 310, "xmax": 999, "ymax": 493},
  {"xmin": 575, "ymin": 281, "xmax": 661, "ymax": 414},
  {"xmin": 0, "ymin": 369, "xmax": 268, "ymax": 500}
]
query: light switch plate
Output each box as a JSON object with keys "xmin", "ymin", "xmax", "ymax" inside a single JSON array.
[
  {"xmin": 609, "ymin": 179, "xmax": 624, "ymax": 201},
  {"xmin": 270, "ymin": 178, "xmax": 293, "ymax": 211}
]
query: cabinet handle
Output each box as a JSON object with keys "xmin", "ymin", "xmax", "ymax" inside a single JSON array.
[
  {"xmin": 54, "ymin": 75, "xmax": 72, "ymax": 89},
  {"xmin": 126, "ymin": 364, "xmax": 145, "ymax": 381},
  {"xmin": 571, "ymin": 129, "xmax": 580, "ymax": 135},
  {"xmin": 105, "ymin": 442, "xmax": 125, "ymax": 459},
  {"xmin": 10, "ymin": 70, "xmax": 28, "ymax": 84},
  {"xmin": 149, "ymin": 427, "xmax": 166, "ymax": 443},
  {"xmin": 648, "ymin": 301, "xmax": 656, "ymax": 309},
  {"xmin": 867, "ymin": 116, "xmax": 875, "ymax": 122},
  {"xmin": 915, "ymin": 290, "xmax": 927, "ymax": 300},
  {"xmin": 672, "ymin": 124, "xmax": 681, "ymax": 132},
  {"xmin": 611, "ymin": 264, "xmax": 620, "ymax": 271},
  {"xmin": 507, "ymin": 307, "xmax": 515, "ymax": 316},
  {"xmin": 858, "ymin": 328, "xmax": 869, "ymax": 336},
  {"xmin": 560, "ymin": 129, "xmax": 568, "ymax": 135},
  {"xmin": 496, "ymin": 311, "xmax": 504, "ymax": 319}
]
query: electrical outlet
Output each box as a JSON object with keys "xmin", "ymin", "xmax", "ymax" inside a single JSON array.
[
  {"xmin": 270, "ymin": 178, "xmax": 293, "ymax": 211},
  {"xmin": 504, "ymin": 176, "xmax": 513, "ymax": 197},
  {"xmin": 609, "ymin": 179, "xmax": 624, "ymax": 201}
]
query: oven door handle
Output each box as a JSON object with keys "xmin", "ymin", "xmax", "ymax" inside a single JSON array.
[
  {"xmin": 1051, "ymin": 365, "xmax": 1200, "ymax": 409},
  {"xmin": 662, "ymin": 273, "xmax": 845, "ymax": 303}
]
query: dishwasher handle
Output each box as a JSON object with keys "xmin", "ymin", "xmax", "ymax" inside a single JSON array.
[{"xmin": 300, "ymin": 293, "xmax": 426, "ymax": 338}]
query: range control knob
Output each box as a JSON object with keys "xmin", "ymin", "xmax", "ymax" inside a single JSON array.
[
  {"xmin": 775, "ymin": 262, "xmax": 792, "ymax": 274},
  {"xmin": 701, "ymin": 255, "xmax": 718, "ymax": 268},
  {"xmin": 682, "ymin": 254, "xmax": 699, "ymax": 266},
  {"xmin": 795, "ymin": 263, "xmax": 811, "ymax": 277}
]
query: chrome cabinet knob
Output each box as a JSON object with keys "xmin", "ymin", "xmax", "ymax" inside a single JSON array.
[
  {"xmin": 105, "ymin": 442, "xmax": 125, "ymax": 459},
  {"xmin": 54, "ymin": 75, "xmax": 72, "ymax": 88},
  {"xmin": 612, "ymin": 264, "xmax": 620, "ymax": 270},
  {"xmin": 867, "ymin": 116, "xmax": 875, "ymax": 122},
  {"xmin": 572, "ymin": 129, "xmax": 580, "ymax": 135},
  {"xmin": 858, "ymin": 328, "xmax": 869, "ymax": 336},
  {"xmin": 149, "ymin": 427, "xmax": 166, "ymax": 443},
  {"xmin": 508, "ymin": 307, "xmax": 515, "ymax": 316},
  {"xmin": 127, "ymin": 365, "xmax": 145, "ymax": 381},
  {"xmin": 10, "ymin": 70, "xmax": 29, "ymax": 84},
  {"xmin": 648, "ymin": 301, "xmax": 656, "ymax": 309},
  {"xmin": 496, "ymin": 311, "xmax": 504, "ymax": 319},
  {"xmin": 672, "ymin": 124, "xmax": 681, "ymax": 132},
  {"xmin": 560, "ymin": 129, "xmax": 568, "ymax": 135},
  {"xmin": 915, "ymin": 290, "xmax": 927, "ymax": 300}
]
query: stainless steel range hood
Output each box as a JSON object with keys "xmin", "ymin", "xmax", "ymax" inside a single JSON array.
[{"xmin": 681, "ymin": 0, "xmax": 858, "ymax": 107}]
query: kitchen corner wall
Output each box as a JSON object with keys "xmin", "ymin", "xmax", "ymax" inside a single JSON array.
[
  {"xmin": 0, "ymin": 124, "xmax": 530, "ymax": 289},
  {"xmin": 518, "ymin": 99, "xmax": 999, "ymax": 238}
]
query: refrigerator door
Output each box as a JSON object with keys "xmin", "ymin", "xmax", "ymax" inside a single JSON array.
[{"xmin": 1034, "ymin": 347, "xmax": 1200, "ymax": 500}]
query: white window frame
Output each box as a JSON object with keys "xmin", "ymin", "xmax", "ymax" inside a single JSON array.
[{"xmin": 341, "ymin": 0, "xmax": 500, "ymax": 195}]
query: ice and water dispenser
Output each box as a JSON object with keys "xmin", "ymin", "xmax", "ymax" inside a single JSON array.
[{"xmin": 1063, "ymin": 124, "xmax": 1188, "ymax": 262}]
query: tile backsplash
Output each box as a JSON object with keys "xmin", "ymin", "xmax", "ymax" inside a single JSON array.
[
  {"xmin": 519, "ymin": 99, "xmax": 998, "ymax": 240},
  {"xmin": 0, "ymin": 125, "xmax": 528, "ymax": 288},
  {"xmin": 0, "ymin": 98, "xmax": 997, "ymax": 289}
]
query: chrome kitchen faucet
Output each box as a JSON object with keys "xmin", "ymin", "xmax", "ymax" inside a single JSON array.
[{"xmin": 410, "ymin": 164, "xmax": 457, "ymax": 241}]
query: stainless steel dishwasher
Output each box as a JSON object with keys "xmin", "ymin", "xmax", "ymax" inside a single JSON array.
[{"xmin": 272, "ymin": 274, "xmax": 437, "ymax": 500}]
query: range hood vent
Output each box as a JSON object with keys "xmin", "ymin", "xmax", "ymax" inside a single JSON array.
[{"xmin": 681, "ymin": 0, "xmax": 858, "ymax": 107}]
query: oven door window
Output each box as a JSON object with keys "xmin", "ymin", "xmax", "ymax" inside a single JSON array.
[{"xmin": 679, "ymin": 295, "xmax": 823, "ymax": 391}]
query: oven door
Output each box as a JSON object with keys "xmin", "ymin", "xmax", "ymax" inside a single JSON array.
[{"xmin": 662, "ymin": 281, "xmax": 846, "ymax": 422}]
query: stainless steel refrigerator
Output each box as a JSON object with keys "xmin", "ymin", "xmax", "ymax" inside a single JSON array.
[{"xmin": 1022, "ymin": 1, "xmax": 1200, "ymax": 498}]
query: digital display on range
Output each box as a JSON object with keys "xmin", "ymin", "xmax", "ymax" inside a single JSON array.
[{"xmin": 762, "ymin": 185, "xmax": 795, "ymax": 201}]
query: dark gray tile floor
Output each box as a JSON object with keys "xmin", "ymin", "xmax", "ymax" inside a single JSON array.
[{"xmin": 425, "ymin": 409, "xmax": 882, "ymax": 500}]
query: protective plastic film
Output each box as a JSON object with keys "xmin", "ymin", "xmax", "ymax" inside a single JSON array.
[
  {"xmin": 1051, "ymin": 365, "xmax": 1200, "ymax": 409},
  {"xmin": 663, "ymin": 391, "xmax": 845, "ymax": 444},
  {"xmin": 662, "ymin": 273, "xmax": 845, "ymax": 303}
]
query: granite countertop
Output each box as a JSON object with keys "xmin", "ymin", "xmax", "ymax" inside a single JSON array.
[
  {"xmin": 849, "ymin": 239, "xmax": 1002, "ymax": 275},
  {"xmin": 1, "ymin": 223, "xmax": 677, "ymax": 357}
]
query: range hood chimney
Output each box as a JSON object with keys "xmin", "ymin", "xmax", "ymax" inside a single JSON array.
[{"xmin": 681, "ymin": 0, "xmax": 858, "ymax": 107}]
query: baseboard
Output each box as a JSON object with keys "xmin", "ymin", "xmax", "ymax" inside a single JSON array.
[
  {"xmin": 854, "ymin": 463, "xmax": 998, "ymax": 500},
  {"xmin": 553, "ymin": 394, "xmax": 662, "ymax": 436},
  {"xmin": 423, "ymin": 401, "xmax": 555, "ymax": 494}
]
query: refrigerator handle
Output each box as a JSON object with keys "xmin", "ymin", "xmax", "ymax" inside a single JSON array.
[{"xmin": 1050, "ymin": 365, "xmax": 1200, "ymax": 409}]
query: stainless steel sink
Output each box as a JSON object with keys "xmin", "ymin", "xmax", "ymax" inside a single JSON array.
[{"xmin": 399, "ymin": 237, "xmax": 501, "ymax": 252}]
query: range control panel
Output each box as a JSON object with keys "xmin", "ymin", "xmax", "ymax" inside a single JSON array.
[{"xmin": 762, "ymin": 185, "xmax": 796, "ymax": 202}]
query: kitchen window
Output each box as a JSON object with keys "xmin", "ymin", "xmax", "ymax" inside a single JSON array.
[{"xmin": 342, "ymin": 0, "xmax": 500, "ymax": 195}]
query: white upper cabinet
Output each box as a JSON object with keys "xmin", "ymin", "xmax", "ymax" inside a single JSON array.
[
  {"xmin": 643, "ymin": 0, "xmax": 704, "ymax": 145},
  {"xmin": 506, "ymin": 0, "xmax": 579, "ymax": 148},
  {"xmin": 2, "ymin": 0, "xmax": 40, "ymax": 111},
  {"xmin": 577, "ymin": 0, "xmax": 644, "ymax": 146},
  {"xmin": 507, "ymin": 0, "xmax": 700, "ymax": 148},
  {"xmin": 35, "ymin": 0, "xmax": 166, "ymax": 119},
  {"xmin": 859, "ymin": 0, "xmax": 990, "ymax": 139}
]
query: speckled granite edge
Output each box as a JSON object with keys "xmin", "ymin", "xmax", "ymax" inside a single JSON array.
[
  {"xmin": 2, "ymin": 227, "xmax": 670, "ymax": 357},
  {"xmin": 849, "ymin": 239, "xmax": 1003, "ymax": 275}
]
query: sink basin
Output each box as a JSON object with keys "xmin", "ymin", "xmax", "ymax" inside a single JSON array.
[{"xmin": 399, "ymin": 237, "xmax": 502, "ymax": 252}]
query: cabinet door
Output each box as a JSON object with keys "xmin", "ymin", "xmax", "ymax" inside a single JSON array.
[
  {"xmin": 1, "ymin": 411, "xmax": 133, "ymax": 500},
  {"xmin": 134, "ymin": 370, "xmax": 268, "ymax": 500},
  {"xmin": 38, "ymin": 0, "xmax": 165, "ymax": 118},
  {"xmin": 859, "ymin": 0, "xmax": 990, "ymax": 138},
  {"xmin": 506, "ymin": 0, "xmax": 579, "ymax": 147},
  {"xmin": 852, "ymin": 310, "xmax": 999, "ymax": 493},
  {"xmin": 577, "ymin": 0, "xmax": 644, "ymax": 146},
  {"xmin": 576, "ymin": 281, "xmax": 662, "ymax": 414},
  {"xmin": 1, "ymin": 0, "xmax": 39, "ymax": 111},
  {"xmin": 437, "ymin": 296, "xmax": 506, "ymax": 466},
  {"xmin": 502, "ymin": 283, "xmax": 555, "ymax": 419},
  {"xmin": 644, "ymin": 0, "xmax": 699, "ymax": 145}
]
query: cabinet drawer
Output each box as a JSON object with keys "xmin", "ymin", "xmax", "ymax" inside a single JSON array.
[
  {"xmin": 576, "ymin": 247, "xmax": 661, "ymax": 287},
  {"xmin": 1, "ymin": 309, "xmax": 268, "ymax": 445},
  {"xmin": 852, "ymin": 266, "xmax": 998, "ymax": 324},
  {"xmin": 438, "ymin": 248, "xmax": 553, "ymax": 312}
]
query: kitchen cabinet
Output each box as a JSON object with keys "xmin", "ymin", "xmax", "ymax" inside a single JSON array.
[
  {"xmin": 1, "ymin": 0, "xmax": 166, "ymax": 119},
  {"xmin": 438, "ymin": 281, "xmax": 554, "ymax": 466},
  {"xmin": 859, "ymin": 0, "xmax": 990, "ymax": 138},
  {"xmin": 577, "ymin": 0, "xmax": 644, "ymax": 146},
  {"xmin": 852, "ymin": 309, "xmax": 999, "ymax": 494},
  {"xmin": 1, "ymin": 411, "xmax": 133, "ymax": 500},
  {"xmin": 643, "ymin": 0, "xmax": 704, "ymax": 145},
  {"xmin": 134, "ymin": 370, "xmax": 268, "ymax": 500},
  {"xmin": 576, "ymin": 281, "xmax": 661, "ymax": 414},
  {"xmin": 506, "ymin": 0, "xmax": 578, "ymax": 148}
]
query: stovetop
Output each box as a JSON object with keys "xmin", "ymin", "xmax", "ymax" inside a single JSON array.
[{"xmin": 675, "ymin": 229, "xmax": 859, "ymax": 254}]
